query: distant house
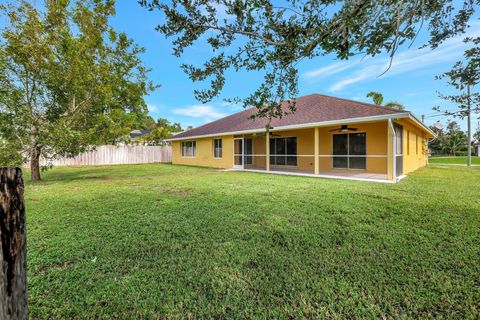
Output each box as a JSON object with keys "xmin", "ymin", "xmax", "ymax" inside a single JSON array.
[
  {"xmin": 129, "ymin": 130, "xmax": 151, "ymax": 143},
  {"xmin": 475, "ymin": 142, "xmax": 480, "ymax": 157},
  {"xmin": 166, "ymin": 94, "xmax": 435, "ymax": 182}
]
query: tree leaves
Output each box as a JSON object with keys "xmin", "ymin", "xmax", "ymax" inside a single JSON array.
[
  {"xmin": 0, "ymin": 0, "xmax": 156, "ymax": 173},
  {"xmin": 140, "ymin": 0, "xmax": 477, "ymax": 125}
]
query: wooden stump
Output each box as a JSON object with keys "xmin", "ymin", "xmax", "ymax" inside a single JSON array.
[{"xmin": 0, "ymin": 168, "xmax": 27, "ymax": 320}]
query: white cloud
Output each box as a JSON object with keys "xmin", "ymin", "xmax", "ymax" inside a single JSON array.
[
  {"xmin": 147, "ymin": 104, "xmax": 159, "ymax": 113},
  {"xmin": 172, "ymin": 104, "xmax": 227, "ymax": 120},
  {"xmin": 303, "ymin": 22, "xmax": 480, "ymax": 92},
  {"xmin": 304, "ymin": 60, "xmax": 358, "ymax": 80}
]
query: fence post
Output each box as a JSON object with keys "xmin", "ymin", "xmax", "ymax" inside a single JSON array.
[{"xmin": 0, "ymin": 168, "xmax": 28, "ymax": 320}]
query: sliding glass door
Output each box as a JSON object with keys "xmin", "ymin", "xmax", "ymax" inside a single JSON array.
[
  {"xmin": 333, "ymin": 133, "xmax": 366, "ymax": 169},
  {"xmin": 269, "ymin": 137, "xmax": 297, "ymax": 166}
]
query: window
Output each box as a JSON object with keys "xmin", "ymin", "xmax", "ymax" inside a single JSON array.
[
  {"xmin": 332, "ymin": 133, "xmax": 366, "ymax": 169},
  {"xmin": 181, "ymin": 141, "xmax": 196, "ymax": 157},
  {"xmin": 213, "ymin": 139, "xmax": 222, "ymax": 158},
  {"xmin": 269, "ymin": 137, "xmax": 297, "ymax": 166},
  {"xmin": 407, "ymin": 130, "xmax": 410, "ymax": 155},
  {"xmin": 416, "ymin": 134, "xmax": 419, "ymax": 155}
]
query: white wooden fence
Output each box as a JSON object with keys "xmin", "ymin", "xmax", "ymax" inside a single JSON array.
[{"xmin": 31, "ymin": 145, "xmax": 172, "ymax": 167}]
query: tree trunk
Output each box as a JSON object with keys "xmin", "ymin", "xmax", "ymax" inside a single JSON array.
[
  {"xmin": 29, "ymin": 136, "xmax": 41, "ymax": 182},
  {"xmin": 0, "ymin": 168, "xmax": 28, "ymax": 320}
]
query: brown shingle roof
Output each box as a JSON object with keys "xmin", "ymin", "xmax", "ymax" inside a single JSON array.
[{"xmin": 171, "ymin": 94, "xmax": 406, "ymax": 140}]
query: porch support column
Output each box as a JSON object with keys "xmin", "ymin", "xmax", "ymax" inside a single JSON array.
[
  {"xmin": 387, "ymin": 119, "xmax": 395, "ymax": 181},
  {"xmin": 314, "ymin": 127, "xmax": 319, "ymax": 175},
  {"xmin": 266, "ymin": 131, "xmax": 270, "ymax": 171}
]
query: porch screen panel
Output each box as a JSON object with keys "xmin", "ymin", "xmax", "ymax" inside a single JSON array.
[
  {"xmin": 269, "ymin": 139, "xmax": 276, "ymax": 165},
  {"xmin": 333, "ymin": 134, "xmax": 348, "ymax": 168},
  {"xmin": 349, "ymin": 133, "xmax": 366, "ymax": 169},
  {"xmin": 275, "ymin": 138, "xmax": 286, "ymax": 165},
  {"xmin": 245, "ymin": 139, "xmax": 253, "ymax": 165},
  {"xmin": 333, "ymin": 133, "xmax": 366, "ymax": 169}
]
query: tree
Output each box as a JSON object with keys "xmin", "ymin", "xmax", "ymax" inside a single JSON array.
[
  {"xmin": 0, "ymin": 0, "xmax": 156, "ymax": 181},
  {"xmin": 435, "ymin": 36, "xmax": 480, "ymax": 165},
  {"xmin": 434, "ymin": 121, "xmax": 469, "ymax": 156},
  {"xmin": 140, "ymin": 0, "xmax": 476, "ymax": 126},
  {"xmin": 428, "ymin": 124, "xmax": 446, "ymax": 155},
  {"xmin": 366, "ymin": 92, "xmax": 384, "ymax": 106},
  {"xmin": 443, "ymin": 122, "xmax": 468, "ymax": 156},
  {"xmin": 428, "ymin": 121, "xmax": 470, "ymax": 156},
  {"xmin": 384, "ymin": 102, "xmax": 405, "ymax": 110},
  {"xmin": 474, "ymin": 127, "xmax": 480, "ymax": 143},
  {"xmin": 366, "ymin": 91, "xmax": 405, "ymax": 110},
  {"xmin": 138, "ymin": 117, "xmax": 182, "ymax": 145}
]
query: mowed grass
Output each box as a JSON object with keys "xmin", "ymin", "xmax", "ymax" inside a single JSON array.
[
  {"xmin": 429, "ymin": 156, "xmax": 480, "ymax": 165},
  {"xmin": 25, "ymin": 164, "xmax": 480, "ymax": 319}
]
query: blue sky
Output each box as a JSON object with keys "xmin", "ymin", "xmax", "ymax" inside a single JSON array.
[
  {"xmin": 1, "ymin": 1, "xmax": 478, "ymax": 131},
  {"xmin": 109, "ymin": 2, "xmax": 480, "ymax": 132}
]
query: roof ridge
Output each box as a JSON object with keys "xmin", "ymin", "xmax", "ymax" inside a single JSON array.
[{"xmin": 313, "ymin": 93, "xmax": 408, "ymax": 113}]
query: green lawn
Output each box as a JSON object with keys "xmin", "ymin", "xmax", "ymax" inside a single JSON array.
[
  {"xmin": 429, "ymin": 156, "xmax": 480, "ymax": 165},
  {"xmin": 25, "ymin": 164, "xmax": 480, "ymax": 318}
]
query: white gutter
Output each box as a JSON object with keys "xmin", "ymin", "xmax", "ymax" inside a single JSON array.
[
  {"xmin": 166, "ymin": 111, "xmax": 434, "ymax": 142},
  {"xmin": 166, "ymin": 112, "xmax": 412, "ymax": 142}
]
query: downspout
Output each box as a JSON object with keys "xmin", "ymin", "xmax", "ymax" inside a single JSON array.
[{"xmin": 388, "ymin": 119, "xmax": 397, "ymax": 181}]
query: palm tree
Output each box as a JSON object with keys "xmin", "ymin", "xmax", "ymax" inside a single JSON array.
[
  {"xmin": 366, "ymin": 92, "xmax": 384, "ymax": 106},
  {"xmin": 366, "ymin": 92, "xmax": 405, "ymax": 110}
]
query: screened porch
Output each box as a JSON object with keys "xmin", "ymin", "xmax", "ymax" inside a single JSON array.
[{"xmin": 231, "ymin": 123, "xmax": 391, "ymax": 182}]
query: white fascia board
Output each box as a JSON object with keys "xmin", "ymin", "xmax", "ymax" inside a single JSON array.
[
  {"xmin": 270, "ymin": 112, "xmax": 410, "ymax": 131},
  {"xmin": 407, "ymin": 113, "xmax": 436, "ymax": 137},
  {"xmin": 165, "ymin": 128, "xmax": 265, "ymax": 141},
  {"xmin": 165, "ymin": 112, "xmax": 410, "ymax": 141}
]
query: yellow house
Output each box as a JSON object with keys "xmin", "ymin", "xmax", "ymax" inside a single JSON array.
[{"xmin": 167, "ymin": 94, "xmax": 435, "ymax": 182}]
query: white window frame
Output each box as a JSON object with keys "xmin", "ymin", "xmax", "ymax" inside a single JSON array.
[
  {"xmin": 213, "ymin": 138, "xmax": 222, "ymax": 159},
  {"xmin": 181, "ymin": 141, "xmax": 196, "ymax": 158}
]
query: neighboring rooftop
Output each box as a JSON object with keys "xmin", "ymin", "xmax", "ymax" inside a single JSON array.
[
  {"xmin": 129, "ymin": 129, "xmax": 151, "ymax": 140},
  {"xmin": 170, "ymin": 94, "xmax": 409, "ymax": 140}
]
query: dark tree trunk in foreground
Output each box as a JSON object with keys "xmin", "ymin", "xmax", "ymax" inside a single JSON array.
[{"xmin": 0, "ymin": 168, "xmax": 28, "ymax": 320}]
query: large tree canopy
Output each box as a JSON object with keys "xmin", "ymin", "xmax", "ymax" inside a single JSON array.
[
  {"xmin": 0, "ymin": 0, "xmax": 156, "ymax": 180},
  {"xmin": 140, "ymin": 0, "xmax": 478, "ymax": 125}
]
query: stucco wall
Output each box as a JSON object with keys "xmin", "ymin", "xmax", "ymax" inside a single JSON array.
[
  {"xmin": 318, "ymin": 122, "xmax": 389, "ymax": 174},
  {"xmin": 396, "ymin": 119, "xmax": 428, "ymax": 175},
  {"xmin": 170, "ymin": 119, "xmax": 429, "ymax": 177},
  {"xmin": 171, "ymin": 135, "xmax": 234, "ymax": 169}
]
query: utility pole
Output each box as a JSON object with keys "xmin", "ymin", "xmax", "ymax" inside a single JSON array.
[
  {"xmin": 467, "ymin": 81, "xmax": 472, "ymax": 167},
  {"xmin": 422, "ymin": 114, "xmax": 425, "ymax": 123}
]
